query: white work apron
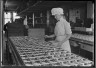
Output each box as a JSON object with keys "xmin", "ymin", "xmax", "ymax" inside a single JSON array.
[{"xmin": 56, "ymin": 36, "xmax": 71, "ymax": 52}]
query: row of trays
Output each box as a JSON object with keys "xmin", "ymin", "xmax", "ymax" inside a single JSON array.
[
  {"xmin": 72, "ymin": 33, "xmax": 94, "ymax": 42},
  {"xmin": 9, "ymin": 36, "xmax": 93, "ymax": 66}
]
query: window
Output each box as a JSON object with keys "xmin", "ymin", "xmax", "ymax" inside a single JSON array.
[
  {"xmin": 13, "ymin": 12, "xmax": 20, "ymax": 21},
  {"xmin": 4, "ymin": 12, "xmax": 21, "ymax": 24},
  {"xmin": 4, "ymin": 12, "xmax": 11, "ymax": 24}
]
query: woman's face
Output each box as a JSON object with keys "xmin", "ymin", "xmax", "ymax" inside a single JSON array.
[{"xmin": 54, "ymin": 14, "xmax": 61, "ymax": 21}]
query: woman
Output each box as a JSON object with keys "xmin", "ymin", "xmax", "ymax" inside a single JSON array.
[{"xmin": 45, "ymin": 8, "xmax": 72, "ymax": 52}]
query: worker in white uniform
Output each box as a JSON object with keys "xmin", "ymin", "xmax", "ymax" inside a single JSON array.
[{"xmin": 45, "ymin": 8, "xmax": 72, "ymax": 52}]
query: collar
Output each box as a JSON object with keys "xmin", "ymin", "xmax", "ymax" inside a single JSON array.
[
  {"xmin": 57, "ymin": 17, "xmax": 66, "ymax": 22},
  {"xmin": 60, "ymin": 17, "xmax": 66, "ymax": 21}
]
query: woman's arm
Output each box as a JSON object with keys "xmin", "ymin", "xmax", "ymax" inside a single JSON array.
[
  {"xmin": 62, "ymin": 34, "xmax": 71, "ymax": 43},
  {"xmin": 59, "ymin": 21, "xmax": 72, "ymax": 44},
  {"xmin": 45, "ymin": 34, "xmax": 55, "ymax": 38}
]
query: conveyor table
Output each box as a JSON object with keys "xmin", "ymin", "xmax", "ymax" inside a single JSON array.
[{"xmin": 7, "ymin": 36, "xmax": 94, "ymax": 66}]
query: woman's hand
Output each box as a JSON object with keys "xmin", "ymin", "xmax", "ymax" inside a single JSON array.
[{"xmin": 44, "ymin": 35, "xmax": 50, "ymax": 38}]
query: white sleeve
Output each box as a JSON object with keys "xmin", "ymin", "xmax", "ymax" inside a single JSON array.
[{"xmin": 64, "ymin": 22, "xmax": 72, "ymax": 34}]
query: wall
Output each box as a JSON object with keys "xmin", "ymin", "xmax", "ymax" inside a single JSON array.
[
  {"xmin": 60, "ymin": 4, "xmax": 86, "ymax": 23},
  {"xmin": 87, "ymin": 1, "xmax": 94, "ymax": 18}
]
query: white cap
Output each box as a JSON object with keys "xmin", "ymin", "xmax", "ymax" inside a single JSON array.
[{"xmin": 51, "ymin": 8, "xmax": 64, "ymax": 15}]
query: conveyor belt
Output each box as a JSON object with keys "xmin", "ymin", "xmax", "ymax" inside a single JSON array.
[{"xmin": 8, "ymin": 36, "xmax": 94, "ymax": 66}]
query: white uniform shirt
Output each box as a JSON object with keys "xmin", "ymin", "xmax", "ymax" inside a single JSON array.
[{"xmin": 54, "ymin": 17, "xmax": 72, "ymax": 42}]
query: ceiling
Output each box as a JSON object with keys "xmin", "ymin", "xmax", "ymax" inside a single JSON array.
[
  {"xmin": 4, "ymin": 0, "xmax": 37, "ymax": 12},
  {"xmin": 17, "ymin": 1, "xmax": 87, "ymax": 16},
  {"xmin": 4, "ymin": 0, "xmax": 88, "ymax": 15}
]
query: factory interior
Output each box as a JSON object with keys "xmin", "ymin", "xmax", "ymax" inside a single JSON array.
[{"xmin": 0, "ymin": 0, "xmax": 94, "ymax": 67}]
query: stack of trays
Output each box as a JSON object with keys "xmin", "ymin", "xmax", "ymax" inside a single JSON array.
[{"xmin": 9, "ymin": 36, "xmax": 93, "ymax": 66}]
